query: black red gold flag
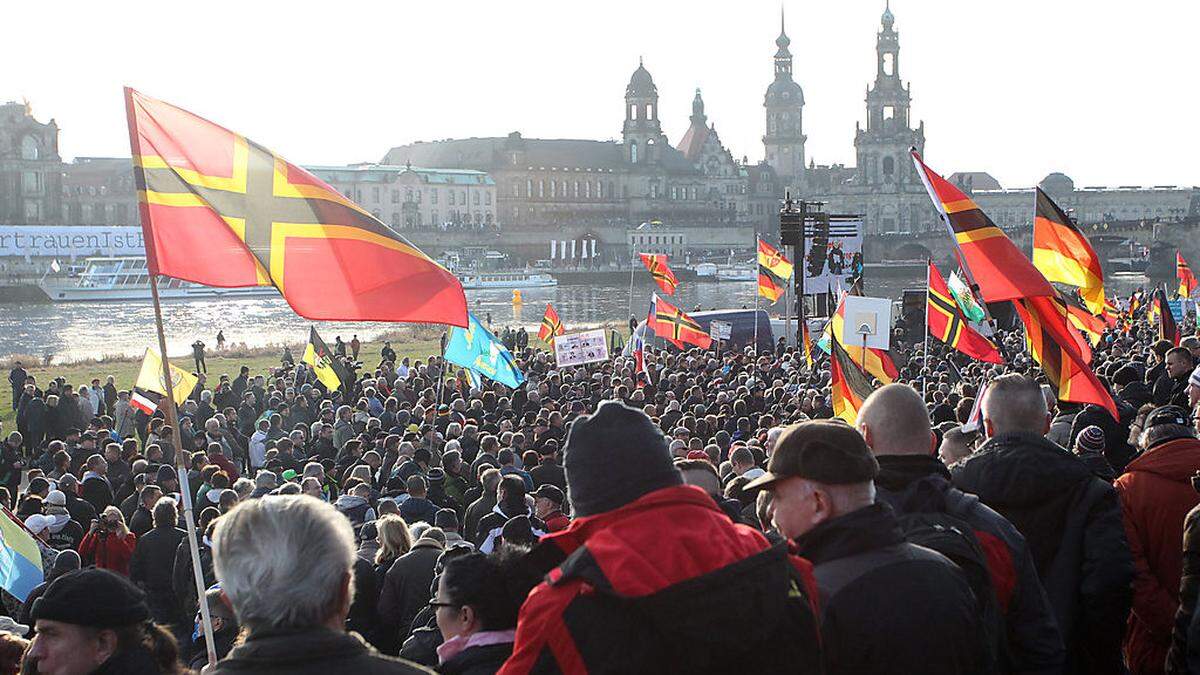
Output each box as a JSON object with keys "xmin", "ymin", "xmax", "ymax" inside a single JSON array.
[
  {"xmin": 831, "ymin": 338, "xmax": 874, "ymax": 424},
  {"xmin": 1033, "ymin": 187, "xmax": 1105, "ymax": 315},
  {"xmin": 1013, "ymin": 295, "xmax": 1118, "ymax": 420},
  {"xmin": 1153, "ymin": 287, "xmax": 1180, "ymax": 346},
  {"xmin": 757, "ymin": 238, "xmax": 793, "ymax": 303},
  {"xmin": 912, "ymin": 151, "xmax": 1054, "ymax": 302},
  {"xmin": 125, "ymin": 88, "xmax": 467, "ymax": 326},
  {"xmin": 1178, "ymin": 252, "xmax": 1198, "ymax": 299}
]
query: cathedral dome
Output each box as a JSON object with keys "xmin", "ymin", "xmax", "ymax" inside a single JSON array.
[
  {"xmin": 626, "ymin": 61, "xmax": 657, "ymax": 98},
  {"xmin": 765, "ymin": 78, "xmax": 804, "ymax": 106},
  {"xmin": 1039, "ymin": 172, "xmax": 1075, "ymax": 195}
]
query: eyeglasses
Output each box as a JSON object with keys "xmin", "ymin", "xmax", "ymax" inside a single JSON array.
[{"xmin": 428, "ymin": 601, "xmax": 462, "ymax": 610}]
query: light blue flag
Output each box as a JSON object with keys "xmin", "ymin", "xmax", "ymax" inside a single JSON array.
[{"xmin": 444, "ymin": 313, "xmax": 525, "ymax": 389}]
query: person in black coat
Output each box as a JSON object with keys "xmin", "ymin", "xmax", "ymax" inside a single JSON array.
[
  {"xmin": 130, "ymin": 497, "xmax": 187, "ymax": 628},
  {"xmin": 860, "ymin": 384, "xmax": 1066, "ymax": 673},
  {"xmin": 750, "ymin": 420, "xmax": 988, "ymax": 675},
  {"xmin": 379, "ymin": 529, "xmax": 445, "ymax": 654},
  {"xmin": 951, "ymin": 375, "xmax": 1133, "ymax": 675}
]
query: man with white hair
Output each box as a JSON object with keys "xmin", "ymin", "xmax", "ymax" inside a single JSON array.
[
  {"xmin": 952, "ymin": 374, "xmax": 1133, "ymax": 674},
  {"xmin": 210, "ymin": 496, "xmax": 432, "ymax": 673}
]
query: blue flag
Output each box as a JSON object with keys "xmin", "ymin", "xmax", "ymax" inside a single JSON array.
[{"xmin": 444, "ymin": 313, "xmax": 525, "ymax": 389}]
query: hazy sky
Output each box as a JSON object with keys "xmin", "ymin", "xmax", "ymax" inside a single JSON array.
[{"xmin": 5, "ymin": 1, "xmax": 1195, "ymax": 188}]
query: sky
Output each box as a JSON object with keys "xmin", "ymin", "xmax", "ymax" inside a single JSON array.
[{"xmin": 4, "ymin": 0, "xmax": 1196, "ymax": 189}]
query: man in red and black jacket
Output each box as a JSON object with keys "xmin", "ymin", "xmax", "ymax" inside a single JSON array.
[
  {"xmin": 861, "ymin": 384, "xmax": 1066, "ymax": 674},
  {"xmin": 499, "ymin": 400, "xmax": 821, "ymax": 675}
]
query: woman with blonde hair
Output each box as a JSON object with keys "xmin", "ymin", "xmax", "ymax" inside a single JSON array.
[
  {"xmin": 374, "ymin": 514, "xmax": 413, "ymax": 573},
  {"xmin": 78, "ymin": 505, "xmax": 137, "ymax": 576}
]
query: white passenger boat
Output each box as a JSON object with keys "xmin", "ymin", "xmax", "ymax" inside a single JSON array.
[
  {"xmin": 715, "ymin": 265, "xmax": 757, "ymax": 282},
  {"xmin": 458, "ymin": 271, "xmax": 557, "ymax": 289},
  {"xmin": 38, "ymin": 257, "xmax": 279, "ymax": 302}
]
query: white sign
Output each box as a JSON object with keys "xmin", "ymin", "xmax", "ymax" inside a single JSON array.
[
  {"xmin": 803, "ymin": 216, "xmax": 863, "ymax": 292},
  {"xmin": 709, "ymin": 320, "xmax": 732, "ymax": 341},
  {"xmin": 553, "ymin": 329, "xmax": 610, "ymax": 367},
  {"xmin": 0, "ymin": 226, "xmax": 145, "ymax": 259},
  {"xmin": 841, "ymin": 295, "xmax": 892, "ymax": 351}
]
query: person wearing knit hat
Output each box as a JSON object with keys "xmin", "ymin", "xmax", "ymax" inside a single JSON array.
[
  {"xmin": 1073, "ymin": 425, "xmax": 1117, "ymax": 481},
  {"xmin": 26, "ymin": 568, "xmax": 182, "ymax": 674},
  {"xmin": 504, "ymin": 400, "xmax": 822, "ymax": 674},
  {"xmin": 1188, "ymin": 364, "xmax": 1200, "ymax": 409}
]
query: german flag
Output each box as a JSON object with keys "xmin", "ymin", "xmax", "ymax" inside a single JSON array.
[
  {"xmin": 538, "ymin": 303, "xmax": 564, "ymax": 344},
  {"xmin": 1033, "ymin": 187, "xmax": 1106, "ymax": 315},
  {"xmin": 927, "ymin": 262, "xmax": 1003, "ymax": 364},
  {"xmin": 1013, "ymin": 295, "xmax": 1117, "ymax": 420},
  {"xmin": 1153, "ymin": 286, "xmax": 1180, "ymax": 346},
  {"xmin": 800, "ymin": 319, "xmax": 814, "ymax": 368},
  {"xmin": 826, "ymin": 293, "xmax": 898, "ymax": 383},
  {"xmin": 912, "ymin": 151, "xmax": 1054, "ymax": 302},
  {"xmin": 651, "ymin": 294, "xmax": 712, "ymax": 350},
  {"xmin": 757, "ymin": 238, "xmax": 793, "ymax": 303},
  {"xmin": 639, "ymin": 253, "xmax": 678, "ymax": 295},
  {"xmin": 1061, "ymin": 293, "xmax": 1105, "ymax": 349},
  {"xmin": 830, "ymin": 338, "xmax": 874, "ymax": 424},
  {"xmin": 1178, "ymin": 252, "xmax": 1198, "ymax": 299},
  {"xmin": 125, "ymin": 89, "xmax": 467, "ymax": 326}
]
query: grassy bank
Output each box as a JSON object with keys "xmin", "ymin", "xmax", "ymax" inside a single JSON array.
[{"xmin": 0, "ymin": 333, "xmax": 444, "ymax": 428}]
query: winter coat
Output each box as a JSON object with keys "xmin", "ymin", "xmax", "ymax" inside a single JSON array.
[
  {"xmin": 336, "ymin": 494, "xmax": 376, "ymax": 531},
  {"xmin": 1114, "ymin": 437, "xmax": 1200, "ymax": 674},
  {"xmin": 208, "ymin": 626, "xmax": 433, "ymax": 674},
  {"xmin": 794, "ymin": 502, "xmax": 987, "ymax": 674},
  {"xmin": 1073, "ymin": 403, "xmax": 1138, "ymax": 475},
  {"xmin": 130, "ymin": 525, "xmax": 187, "ymax": 625},
  {"xmin": 440, "ymin": 641, "xmax": 513, "ymax": 675},
  {"xmin": 378, "ymin": 540, "xmax": 444, "ymax": 654},
  {"xmin": 953, "ymin": 431, "xmax": 1134, "ymax": 675},
  {"xmin": 473, "ymin": 504, "xmax": 545, "ymax": 554},
  {"xmin": 79, "ymin": 529, "xmax": 137, "ymax": 575},
  {"xmin": 399, "ymin": 497, "xmax": 436, "ymax": 526},
  {"xmin": 499, "ymin": 485, "xmax": 821, "ymax": 675},
  {"xmin": 1168, "ymin": 501, "xmax": 1200, "ymax": 675},
  {"xmin": 42, "ymin": 512, "xmax": 84, "ymax": 551},
  {"xmin": 876, "ymin": 454, "xmax": 1065, "ymax": 674},
  {"xmin": 528, "ymin": 460, "xmax": 566, "ymax": 491},
  {"xmin": 349, "ymin": 555, "xmax": 384, "ymax": 650},
  {"xmin": 1047, "ymin": 412, "xmax": 1078, "ymax": 448},
  {"xmin": 1121, "ymin": 381, "xmax": 1155, "ymax": 411},
  {"xmin": 80, "ymin": 474, "xmax": 114, "ymax": 513},
  {"xmin": 174, "ymin": 537, "xmax": 215, "ymax": 619}
]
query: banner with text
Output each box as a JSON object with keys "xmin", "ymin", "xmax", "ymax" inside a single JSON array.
[{"xmin": 0, "ymin": 226, "xmax": 145, "ymax": 259}]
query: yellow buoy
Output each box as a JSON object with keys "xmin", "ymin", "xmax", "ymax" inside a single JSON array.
[{"xmin": 512, "ymin": 289, "xmax": 523, "ymax": 305}]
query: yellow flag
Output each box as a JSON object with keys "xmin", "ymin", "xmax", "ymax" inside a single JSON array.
[{"xmin": 135, "ymin": 347, "xmax": 198, "ymax": 405}]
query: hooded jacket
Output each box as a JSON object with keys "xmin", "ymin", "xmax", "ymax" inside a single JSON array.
[
  {"xmin": 498, "ymin": 485, "xmax": 822, "ymax": 675},
  {"xmin": 876, "ymin": 454, "xmax": 1065, "ymax": 674},
  {"xmin": 41, "ymin": 510, "xmax": 84, "ymax": 552},
  {"xmin": 1114, "ymin": 436, "xmax": 1200, "ymax": 674},
  {"xmin": 953, "ymin": 431, "xmax": 1134, "ymax": 675}
]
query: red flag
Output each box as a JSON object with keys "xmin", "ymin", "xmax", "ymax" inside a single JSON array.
[
  {"xmin": 1153, "ymin": 287, "xmax": 1180, "ymax": 346},
  {"xmin": 650, "ymin": 294, "xmax": 711, "ymax": 350},
  {"xmin": 912, "ymin": 151, "xmax": 1054, "ymax": 302},
  {"xmin": 1013, "ymin": 295, "xmax": 1118, "ymax": 420},
  {"xmin": 1178, "ymin": 252, "xmax": 1198, "ymax": 299},
  {"xmin": 125, "ymin": 88, "xmax": 466, "ymax": 326},
  {"xmin": 639, "ymin": 253, "xmax": 679, "ymax": 295},
  {"xmin": 927, "ymin": 262, "xmax": 1003, "ymax": 364},
  {"xmin": 538, "ymin": 303, "xmax": 565, "ymax": 343}
]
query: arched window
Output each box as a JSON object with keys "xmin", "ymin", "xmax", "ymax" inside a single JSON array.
[
  {"xmin": 630, "ymin": 141, "xmax": 638, "ymax": 164},
  {"xmin": 20, "ymin": 136, "xmax": 39, "ymax": 160},
  {"xmin": 525, "ymin": 179, "xmax": 532, "ymax": 197},
  {"xmin": 882, "ymin": 156, "xmax": 895, "ymax": 175},
  {"xmin": 646, "ymin": 103, "xmax": 654, "ymax": 120}
]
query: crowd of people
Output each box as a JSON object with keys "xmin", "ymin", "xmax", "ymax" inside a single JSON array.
[{"xmin": 3, "ymin": 301, "xmax": 1200, "ymax": 674}]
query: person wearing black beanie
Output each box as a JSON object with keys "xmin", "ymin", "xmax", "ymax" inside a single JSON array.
[
  {"xmin": 563, "ymin": 399, "xmax": 683, "ymax": 517},
  {"xmin": 504, "ymin": 399, "xmax": 822, "ymax": 674},
  {"xmin": 25, "ymin": 568, "xmax": 184, "ymax": 674}
]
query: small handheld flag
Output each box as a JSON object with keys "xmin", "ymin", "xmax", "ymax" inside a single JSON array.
[
  {"xmin": 444, "ymin": 313, "xmax": 525, "ymax": 389},
  {"xmin": 303, "ymin": 327, "xmax": 351, "ymax": 392},
  {"xmin": 538, "ymin": 303, "xmax": 565, "ymax": 344},
  {"xmin": 135, "ymin": 347, "xmax": 199, "ymax": 405},
  {"xmin": 639, "ymin": 253, "xmax": 679, "ymax": 295},
  {"xmin": 130, "ymin": 390, "xmax": 158, "ymax": 415}
]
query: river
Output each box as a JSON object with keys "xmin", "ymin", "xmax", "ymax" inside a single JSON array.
[{"xmin": 0, "ymin": 271, "xmax": 1152, "ymax": 363}]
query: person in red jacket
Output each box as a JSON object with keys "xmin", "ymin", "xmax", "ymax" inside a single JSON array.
[
  {"xmin": 500, "ymin": 400, "xmax": 822, "ymax": 674},
  {"xmin": 532, "ymin": 484, "xmax": 569, "ymax": 532},
  {"xmin": 78, "ymin": 505, "xmax": 137, "ymax": 576},
  {"xmin": 1115, "ymin": 405, "xmax": 1200, "ymax": 674}
]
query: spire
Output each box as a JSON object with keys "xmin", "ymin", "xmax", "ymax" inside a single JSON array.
[
  {"xmin": 690, "ymin": 88, "xmax": 706, "ymax": 125},
  {"xmin": 881, "ymin": 0, "xmax": 895, "ymax": 29},
  {"xmin": 776, "ymin": 5, "xmax": 791, "ymax": 51}
]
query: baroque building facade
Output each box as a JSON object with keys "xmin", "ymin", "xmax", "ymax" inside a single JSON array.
[{"xmin": 0, "ymin": 101, "xmax": 63, "ymax": 225}]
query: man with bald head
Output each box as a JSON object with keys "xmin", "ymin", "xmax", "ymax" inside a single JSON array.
[
  {"xmin": 950, "ymin": 374, "xmax": 1133, "ymax": 675},
  {"xmin": 859, "ymin": 384, "xmax": 1064, "ymax": 673}
]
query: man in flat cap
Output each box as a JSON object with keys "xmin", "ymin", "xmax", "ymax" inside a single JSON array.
[
  {"xmin": 747, "ymin": 419, "xmax": 988, "ymax": 675},
  {"xmin": 501, "ymin": 400, "xmax": 821, "ymax": 674}
]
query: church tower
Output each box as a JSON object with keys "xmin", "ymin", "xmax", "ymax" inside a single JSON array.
[
  {"xmin": 854, "ymin": 2, "xmax": 924, "ymax": 190},
  {"xmin": 763, "ymin": 9, "xmax": 806, "ymax": 188},
  {"xmin": 623, "ymin": 59, "xmax": 667, "ymax": 165}
]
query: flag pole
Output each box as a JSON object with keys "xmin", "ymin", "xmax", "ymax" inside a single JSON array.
[
  {"xmin": 148, "ymin": 274, "xmax": 217, "ymax": 666},
  {"xmin": 923, "ymin": 259, "xmax": 931, "ymax": 399},
  {"xmin": 627, "ymin": 252, "xmax": 636, "ymax": 335}
]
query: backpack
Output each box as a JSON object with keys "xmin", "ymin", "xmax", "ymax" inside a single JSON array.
[{"xmin": 896, "ymin": 511, "xmax": 1006, "ymax": 675}]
